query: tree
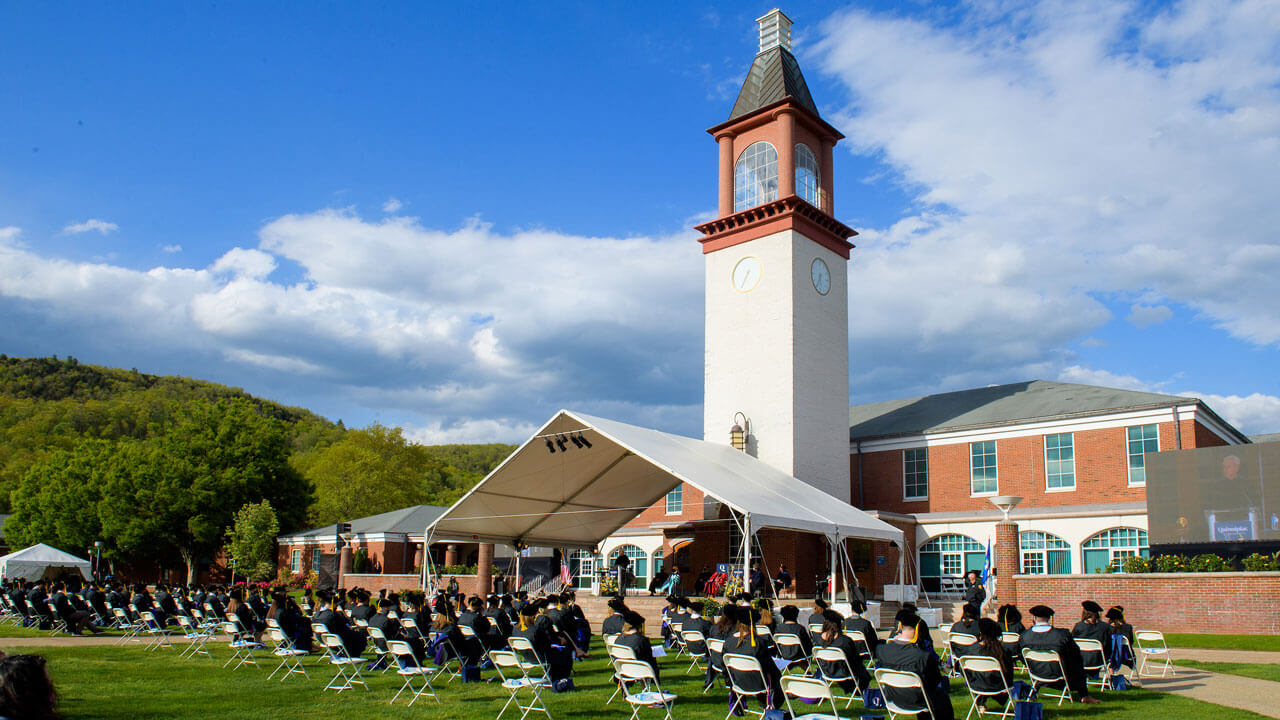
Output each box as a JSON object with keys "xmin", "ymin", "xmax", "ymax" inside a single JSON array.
[
  {"xmin": 296, "ymin": 424, "xmax": 455, "ymax": 526},
  {"xmin": 98, "ymin": 398, "xmax": 313, "ymax": 583},
  {"xmin": 225, "ymin": 500, "xmax": 280, "ymax": 581},
  {"xmin": 6, "ymin": 439, "xmax": 112, "ymax": 559}
]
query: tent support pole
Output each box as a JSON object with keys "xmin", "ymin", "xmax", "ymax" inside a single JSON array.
[
  {"xmin": 742, "ymin": 513, "xmax": 751, "ymax": 595},
  {"xmin": 829, "ymin": 537, "xmax": 838, "ymax": 603},
  {"xmin": 421, "ymin": 529, "xmax": 434, "ymax": 593}
]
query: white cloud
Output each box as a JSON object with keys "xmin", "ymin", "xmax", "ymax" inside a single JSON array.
[
  {"xmin": 224, "ymin": 348, "xmax": 325, "ymax": 375},
  {"xmin": 210, "ymin": 247, "xmax": 277, "ymax": 280},
  {"xmin": 63, "ymin": 219, "xmax": 118, "ymax": 235},
  {"xmin": 814, "ymin": 0, "xmax": 1280, "ymax": 396},
  {"xmin": 162, "ymin": 244, "xmax": 182, "ymax": 253},
  {"xmin": 1058, "ymin": 365, "xmax": 1153, "ymax": 392},
  {"xmin": 382, "ymin": 197, "xmax": 403, "ymax": 213},
  {"xmin": 1127, "ymin": 304, "xmax": 1174, "ymax": 328},
  {"xmin": 404, "ymin": 418, "xmax": 540, "ymax": 445},
  {"xmin": 1181, "ymin": 391, "xmax": 1280, "ymax": 435}
]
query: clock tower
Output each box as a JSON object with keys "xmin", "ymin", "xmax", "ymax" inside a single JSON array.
[{"xmin": 697, "ymin": 9, "xmax": 857, "ymax": 503}]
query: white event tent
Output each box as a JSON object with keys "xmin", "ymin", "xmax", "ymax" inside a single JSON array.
[
  {"xmin": 0, "ymin": 543, "xmax": 92, "ymax": 582},
  {"xmin": 425, "ymin": 410, "xmax": 903, "ymax": 595}
]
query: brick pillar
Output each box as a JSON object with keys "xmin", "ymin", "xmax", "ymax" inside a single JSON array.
[
  {"xmin": 338, "ymin": 546, "xmax": 353, "ymax": 588},
  {"xmin": 995, "ymin": 521, "xmax": 1019, "ymax": 608},
  {"xmin": 777, "ymin": 109, "xmax": 796, "ymax": 198},
  {"xmin": 444, "ymin": 544, "xmax": 458, "ymax": 567},
  {"xmin": 413, "ymin": 544, "xmax": 423, "ymax": 569},
  {"xmin": 476, "ymin": 543, "xmax": 494, "ymax": 596},
  {"xmin": 717, "ymin": 133, "xmax": 735, "ymax": 217}
]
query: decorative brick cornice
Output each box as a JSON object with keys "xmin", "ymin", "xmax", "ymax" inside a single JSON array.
[{"xmin": 694, "ymin": 196, "xmax": 857, "ymax": 257}]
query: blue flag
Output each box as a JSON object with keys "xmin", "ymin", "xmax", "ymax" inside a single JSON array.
[{"xmin": 981, "ymin": 539, "xmax": 992, "ymax": 584}]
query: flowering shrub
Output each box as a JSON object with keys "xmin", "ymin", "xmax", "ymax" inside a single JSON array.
[
  {"xmin": 1120, "ymin": 555, "xmax": 1151, "ymax": 573},
  {"xmin": 1242, "ymin": 553, "xmax": 1280, "ymax": 571}
]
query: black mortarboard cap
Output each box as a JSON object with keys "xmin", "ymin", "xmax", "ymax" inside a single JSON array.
[
  {"xmin": 1082, "ymin": 600, "xmax": 1103, "ymax": 613},
  {"xmin": 1029, "ymin": 605, "xmax": 1054, "ymax": 618}
]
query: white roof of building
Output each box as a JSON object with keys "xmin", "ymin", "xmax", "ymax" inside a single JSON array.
[{"xmin": 427, "ymin": 410, "xmax": 903, "ymax": 549}]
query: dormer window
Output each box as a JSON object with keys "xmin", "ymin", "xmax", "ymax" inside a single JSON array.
[
  {"xmin": 734, "ymin": 141, "xmax": 778, "ymax": 212},
  {"xmin": 795, "ymin": 143, "xmax": 820, "ymax": 207}
]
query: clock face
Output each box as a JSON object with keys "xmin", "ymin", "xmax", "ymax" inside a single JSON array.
[
  {"xmin": 811, "ymin": 258, "xmax": 831, "ymax": 295},
  {"xmin": 732, "ymin": 256, "xmax": 762, "ymax": 292}
]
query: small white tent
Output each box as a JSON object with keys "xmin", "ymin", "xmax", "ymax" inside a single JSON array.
[{"xmin": 0, "ymin": 544, "xmax": 92, "ymax": 582}]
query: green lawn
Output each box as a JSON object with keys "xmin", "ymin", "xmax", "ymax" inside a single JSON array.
[
  {"xmin": 1175, "ymin": 661, "xmax": 1280, "ymax": 683},
  {"xmin": 1165, "ymin": 634, "xmax": 1280, "ymax": 652},
  {"xmin": 0, "ymin": 623, "xmax": 123, "ymax": 639},
  {"xmin": 0, "ymin": 642, "xmax": 1263, "ymax": 720}
]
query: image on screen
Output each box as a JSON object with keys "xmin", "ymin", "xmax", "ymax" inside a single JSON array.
[{"xmin": 1147, "ymin": 443, "xmax": 1280, "ymax": 545}]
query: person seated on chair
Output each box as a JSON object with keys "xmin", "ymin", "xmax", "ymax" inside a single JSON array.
[
  {"xmin": 1018, "ymin": 604, "xmax": 1100, "ymax": 705},
  {"xmin": 227, "ymin": 588, "xmax": 264, "ymax": 641},
  {"xmin": 775, "ymin": 604, "xmax": 813, "ymax": 662},
  {"xmin": 899, "ymin": 603, "xmax": 935, "ymax": 653},
  {"xmin": 842, "ymin": 599, "xmax": 879, "ymax": 657},
  {"xmin": 1105, "ymin": 606, "xmax": 1136, "ymax": 672},
  {"xmin": 876, "ymin": 611, "xmax": 956, "ymax": 720},
  {"xmin": 773, "ymin": 565, "xmax": 793, "ymax": 596},
  {"xmin": 660, "ymin": 595, "xmax": 682, "ymax": 645},
  {"xmin": 722, "ymin": 605, "xmax": 783, "ymax": 711},
  {"xmin": 484, "ymin": 594, "xmax": 512, "ymax": 645},
  {"xmin": 130, "ymin": 583, "xmax": 164, "ymax": 627},
  {"xmin": 601, "ymin": 596, "xmax": 629, "ymax": 636},
  {"xmin": 349, "ymin": 590, "xmax": 376, "ymax": 622},
  {"xmin": 682, "ymin": 600, "xmax": 712, "ymax": 652},
  {"xmin": 695, "ymin": 566, "xmax": 713, "ymax": 595},
  {"xmin": 268, "ymin": 592, "xmax": 312, "ymax": 652},
  {"xmin": 457, "ymin": 596, "xmax": 491, "ymax": 661},
  {"xmin": 967, "ymin": 618, "xmax": 1014, "ymax": 708},
  {"xmin": 371, "ymin": 592, "xmax": 425, "ymax": 661},
  {"xmin": 755, "ymin": 597, "xmax": 777, "ymax": 632},
  {"xmin": 657, "ymin": 566, "xmax": 682, "ymax": 596},
  {"xmin": 648, "ymin": 566, "xmax": 669, "ymax": 596},
  {"xmin": 313, "ymin": 590, "xmax": 368, "ymax": 657},
  {"xmin": 806, "ymin": 597, "xmax": 832, "ymax": 645},
  {"xmin": 747, "ymin": 562, "xmax": 769, "ymax": 598},
  {"xmin": 819, "ymin": 609, "xmax": 871, "ymax": 691},
  {"xmin": 52, "ymin": 583, "xmax": 97, "ymax": 635},
  {"xmin": 996, "ymin": 604, "xmax": 1025, "ymax": 662},
  {"xmin": 153, "ymin": 584, "xmax": 181, "ymax": 623},
  {"xmin": 615, "ymin": 610, "xmax": 660, "ymax": 681},
  {"xmin": 1071, "ymin": 600, "xmax": 1112, "ymax": 671},
  {"xmin": 949, "ymin": 603, "xmax": 983, "ymax": 657},
  {"xmin": 514, "ymin": 602, "xmax": 574, "ymax": 683},
  {"xmin": 562, "ymin": 591, "xmax": 591, "ymax": 653}
]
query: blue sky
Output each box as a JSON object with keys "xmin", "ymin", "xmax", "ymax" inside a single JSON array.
[{"xmin": 2, "ymin": 0, "xmax": 1279, "ymax": 442}]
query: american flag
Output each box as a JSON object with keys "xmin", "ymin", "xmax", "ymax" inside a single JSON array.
[{"xmin": 559, "ymin": 558, "xmax": 572, "ymax": 586}]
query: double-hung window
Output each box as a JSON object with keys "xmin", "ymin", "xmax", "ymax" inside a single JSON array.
[
  {"xmin": 903, "ymin": 448, "xmax": 928, "ymax": 500},
  {"xmin": 1044, "ymin": 433, "xmax": 1075, "ymax": 490},
  {"xmin": 970, "ymin": 441, "xmax": 998, "ymax": 495},
  {"xmin": 1127, "ymin": 425, "xmax": 1159, "ymax": 486}
]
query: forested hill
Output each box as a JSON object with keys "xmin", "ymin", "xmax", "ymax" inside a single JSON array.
[{"xmin": 0, "ymin": 355, "xmax": 515, "ymax": 520}]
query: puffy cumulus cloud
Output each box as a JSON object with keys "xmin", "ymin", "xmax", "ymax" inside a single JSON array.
[
  {"xmin": 63, "ymin": 219, "xmax": 118, "ymax": 235},
  {"xmin": 0, "ymin": 211, "xmax": 705, "ymax": 440},
  {"xmin": 1058, "ymin": 365, "xmax": 1153, "ymax": 392},
  {"xmin": 404, "ymin": 417, "xmax": 541, "ymax": 445},
  {"xmin": 162, "ymin": 244, "xmax": 182, "ymax": 253},
  {"xmin": 814, "ymin": 0, "xmax": 1280, "ymax": 397},
  {"xmin": 1127, "ymin": 304, "xmax": 1174, "ymax": 328},
  {"xmin": 382, "ymin": 197, "xmax": 403, "ymax": 213},
  {"xmin": 1180, "ymin": 391, "xmax": 1280, "ymax": 435}
]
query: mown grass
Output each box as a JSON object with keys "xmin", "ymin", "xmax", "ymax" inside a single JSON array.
[
  {"xmin": 1174, "ymin": 660, "xmax": 1280, "ymax": 683},
  {"xmin": 1164, "ymin": 634, "xmax": 1280, "ymax": 652},
  {"xmin": 0, "ymin": 640, "xmax": 1267, "ymax": 720}
]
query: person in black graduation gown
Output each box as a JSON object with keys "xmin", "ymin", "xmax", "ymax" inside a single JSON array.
[
  {"xmin": 817, "ymin": 609, "xmax": 871, "ymax": 692},
  {"xmin": 349, "ymin": 590, "xmax": 376, "ymax": 622},
  {"xmin": 722, "ymin": 606, "xmax": 782, "ymax": 710},
  {"xmin": 369, "ymin": 592, "xmax": 425, "ymax": 661},
  {"xmin": 485, "ymin": 595, "xmax": 512, "ymax": 647},
  {"xmin": 1019, "ymin": 605, "xmax": 1099, "ymax": 704},
  {"xmin": 1105, "ymin": 606, "xmax": 1136, "ymax": 671},
  {"xmin": 899, "ymin": 603, "xmax": 935, "ymax": 653},
  {"xmin": 996, "ymin": 604, "xmax": 1025, "ymax": 663},
  {"xmin": 875, "ymin": 611, "xmax": 955, "ymax": 720},
  {"xmin": 614, "ymin": 611, "xmax": 660, "ymax": 680},
  {"xmin": 949, "ymin": 603, "xmax": 983, "ymax": 657},
  {"xmin": 562, "ymin": 591, "xmax": 591, "ymax": 653},
  {"xmin": 842, "ymin": 600, "xmax": 879, "ymax": 658},
  {"xmin": 1070, "ymin": 601, "xmax": 1111, "ymax": 671},
  {"xmin": 964, "ymin": 618, "xmax": 1014, "ymax": 707},
  {"xmin": 513, "ymin": 601, "xmax": 574, "ymax": 683},
  {"xmin": 775, "ymin": 604, "xmax": 812, "ymax": 662},
  {"xmin": 601, "ymin": 597, "xmax": 629, "ymax": 636},
  {"xmin": 806, "ymin": 598, "xmax": 831, "ymax": 646},
  {"xmin": 457, "ymin": 596, "xmax": 492, "ymax": 662},
  {"xmin": 313, "ymin": 591, "xmax": 368, "ymax": 656}
]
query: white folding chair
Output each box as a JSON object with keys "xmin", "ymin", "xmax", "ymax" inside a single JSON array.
[
  {"xmin": 366, "ymin": 626, "xmax": 393, "ymax": 672},
  {"xmin": 44, "ymin": 601, "xmax": 68, "ymax": 636},
  {"xmin": 813, "ymin": 646, "xmax": 863, "ymax": 708},
  {"xmin": 705, "ymin": 637, "xmax": 726, "ymax": 693},
  {"xmin": 175, "ymin": 615, "xmax": 213, "ymax": 659},
  {"xmin": 1074, "ymin": 637, "xmax": 1108, "ymax": 692},
  {"xmin": 1021, "ymin": 649, "xmax": 1072, "ymax": 705},
  {"xmin": 781, "ymin": 674, "xmax": 847, "ymax": 720},
  {"xmin": 402, "ymin": 616, "xmax": 426, "ymax": 642},
  {"xmin": 807, "ymin": 622, "xmax": 825, "ymax": 644},
  {"xmin": 957, "ymin": 655, "xmax": 1016, "ymax": 720},
  {"xmin": 491, "ymin": 649, "xmax": 553, "ymax": 720},
  {"xmin": 140, "ymin": 611, "xmax": 174, "ymax": 652},
  {"xmin": 267, "ymin": 628, "xmax": 310, "ymax": 681},
  {"xmin": 311, "ymin": 622, "xmax": 333, "ymax": 665},
  {"xmin": 222, "ymin": 621, "xmax": 264, "ymax": 670},
  {"xmin": 388, "ymin": 640, "xmax": 439, "ymax": 706},
  {"xmin": 607, "ymin": 642, "xmax": 639, "ymax": 704},
  {"xmin": 724, "ymin": 654, "xmax": 771, "ymax": 720},
  {"xmin": 682, "ymin": 630, "xmax": 711, "ymax": 674},
  {"xmin": 510, "ymin": 635, "xmax": 551, "ymax": 676},
  {"xmin": 774, "ymin": 632, "xmax": 810, "ymax": 674},
  {"xmin": 999, "ymin": 632, "xmax": 1023, "ymax": 671},
  {"xmin": 112, "ymin": 607, "xmax": 142, "ymax": 645},
  {"xmin": 669, "ymin": 621, "xmax": 687, "ymax": 658},
  {"xmin": 875, "ymin": 668, "xmax": 939, "ymax": 720},
  {"xmin": 322, "ymin": 632, "xmax": 369, "ymax": 692},
  {"xmin": 617, "ymin": 659, "xmax": 677, "ymax": 720},
  {"xmin": 843, "ymin": 632, "xmax": 874, "ymax": 668},
  {"xmin": 1136, "ymin": 630, "xmax": 1174, "ymax": 678}
]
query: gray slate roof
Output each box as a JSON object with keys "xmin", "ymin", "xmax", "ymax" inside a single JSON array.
[
  {"xmin": 278, "ymin": 504, "xmax": 448, "ymax": 541},
  {"xmin": 849, "ymin": 380, "xmax": 1224, "ymax": 441},
  {"xmin": 729, "ymin": 47, "xmax": 820, "ymax": 122}
]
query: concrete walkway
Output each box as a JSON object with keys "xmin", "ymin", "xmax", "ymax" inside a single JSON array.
[
  {"xmin": 1140, "ymin": 665, "xmax": 1280, "ymax": 718},
  {"xmin": 1170, "ymin": 647, "xmax": 1280, "ymax": 664}
]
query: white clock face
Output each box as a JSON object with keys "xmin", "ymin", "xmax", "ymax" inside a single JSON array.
[
  {"xmin": 811, "ymin": 258, "xmax": 831, "ymax": 295},
  {"xmin": 732, "ymin": 256, "xmax": 762, "ymax": 292}
]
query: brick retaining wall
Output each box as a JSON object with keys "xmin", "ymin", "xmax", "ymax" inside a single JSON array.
[
  {"xmin": 342, "ymin": 573, "xmax": 485, "ymax": 597},
  {"xmin": 1013, "ymin": 572, "xmax": 1280, "ymax": 634}
]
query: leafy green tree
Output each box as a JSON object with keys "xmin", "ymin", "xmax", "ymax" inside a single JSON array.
[
  {"xmin": 225, "ymin": 500, "xmax": 280, "ymax": 581},
  {"xmin": 6, "ymin": 439, "xmax": 112, "ymax": 559},
  {"xmin": 297, "ymin": 424, "xmax": 462, "ymax": 526}
]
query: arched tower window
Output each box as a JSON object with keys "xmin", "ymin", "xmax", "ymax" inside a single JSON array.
[
  {"xmin": 734, "ymin": 141, "xmax": 778, "ymax": 212},
  {"xmin": 919, "ymin": 533, "xmax": 985, "ymax": 593},
  {"xmin": 1082, "ymin": 527, "xmax": 1148, "ymax": 573},
  {"xmin": 1019, "ymin": 530, "xmax": 1071, "ymax": 575},
  {"xmin": 795, "ymin": 143, "xmax": 820, "ymax": 206}
]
